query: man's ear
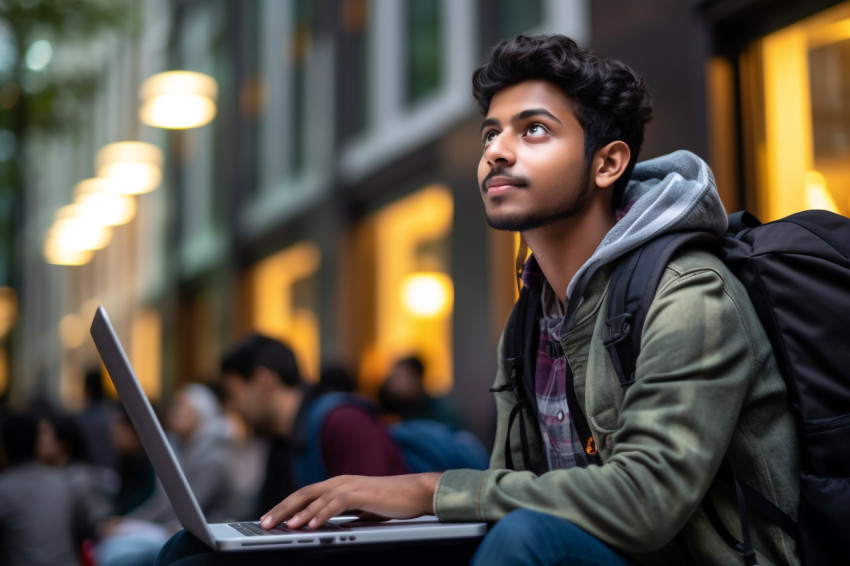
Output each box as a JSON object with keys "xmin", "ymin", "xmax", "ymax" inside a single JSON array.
[{"xmin": 592, "ymin": 140, "xmax": 631, "ymax": 189}]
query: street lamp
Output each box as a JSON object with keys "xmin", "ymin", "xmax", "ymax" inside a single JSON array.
[
  {"xmin": 73, "ymin": 178, "xmax": 137, "ymax": 226},
  {"xmin": 139, "ymin": 70, "xmax": 218, "ymax": 129},
  {"xmin": 95, "ymin": 141, "xmax": 163, "ymax": 195}
]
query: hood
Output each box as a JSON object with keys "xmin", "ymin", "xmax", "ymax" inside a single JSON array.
[{"xmin": 567, "ymin": 149, "xmax": 728, "ymax": 299}]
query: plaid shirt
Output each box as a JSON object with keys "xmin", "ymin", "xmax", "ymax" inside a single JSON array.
[
  {"xmin": 521, "ymin": 262, "xmax": 589, "ymax": 470},
  {"xmin": 522, "ymin": 202, "xmax": 632, "ymax": 470}
]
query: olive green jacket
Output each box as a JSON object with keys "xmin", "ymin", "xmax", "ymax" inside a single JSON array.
[{"xmin": 434, "ymin": 250, "xmax": 801, "ymax": 565}]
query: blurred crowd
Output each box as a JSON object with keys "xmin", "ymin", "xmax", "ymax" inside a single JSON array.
[{"xmin": 0, "ymin": 337, "xmax": 479, "ymax": 566}]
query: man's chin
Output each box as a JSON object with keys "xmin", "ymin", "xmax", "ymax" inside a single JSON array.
[{"xmin": 485, "ymin": 213, "xmax": 556, "ymax": 232}]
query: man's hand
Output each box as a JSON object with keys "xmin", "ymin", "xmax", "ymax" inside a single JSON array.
[{"xmin": 260, "ymin": 473, "xmax": 442, "ymax": 530}]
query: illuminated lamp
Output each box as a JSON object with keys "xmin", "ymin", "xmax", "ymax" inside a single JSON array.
[
  {"xmin": 400, "ymin": 272, "xmax": 454, "ymax": 318},
  {"xmin": 43, "ymin": 237, "xmax": 94, "ymax": 266},
  {"xmin": 73, "ymin": 178, "xmax": 137, "ymax": 226},
  {"xmin": 49, "ymin": 205, "xmax": 113, "ymax": 251},
  {"xmin": 139, "ymin": 70, "xmax": 218, "ymax": 129},
  {"xmin": 95, "ymin": 141, "xmax": 163, "ymax": 195}
]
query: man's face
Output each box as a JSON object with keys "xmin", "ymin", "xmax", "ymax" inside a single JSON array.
[
  {"xmin": 221, "ymin": 372, "xmax": 265, "ymax": 430},
  {"xmin": 478, "ymin": 80, "xmax": 591, "ymax": 232}
]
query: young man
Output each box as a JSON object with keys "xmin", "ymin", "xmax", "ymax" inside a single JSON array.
[
  {"xmin": 260, "ymin": 35, "xmax": 801, "ymax": 565},
  {"xmin": 218, "ymin": 333, "xmax": 410, "ymax": 514}
]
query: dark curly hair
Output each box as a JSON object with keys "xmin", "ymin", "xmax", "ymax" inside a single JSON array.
[
  {"xmin": 221, "ymin": 333, "xmax": 302, "ymax": 387},
  {"xmin": 472, "ymin": 34, "xmax": 653, "ymax": 204}
]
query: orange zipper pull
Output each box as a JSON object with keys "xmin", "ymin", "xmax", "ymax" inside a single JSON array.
[{"xmin": 585, "ymin": 436, "xmax": 598, "ymax": 455}]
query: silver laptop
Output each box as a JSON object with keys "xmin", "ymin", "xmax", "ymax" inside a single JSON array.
[{"xmin": 90, "ymin": 305, "xmax": 488, "ymax": 552}]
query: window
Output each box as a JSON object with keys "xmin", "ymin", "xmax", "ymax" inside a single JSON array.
[
  {"xmin": 350, "ymin": 184, "xmax": 454, "ymax": 396},
  {"xmin": 406, "ymin": 0, "xmax": 443, "ymax": 104},
  {"xmin": 339, "ymin": 0, "xmax": 371, "ymax": 140},
  {"xmin": 740, "ymin": 2, "xmax": 850, "ymax": 219},
  {"xmin": 247, "ymin": 241, "xmax": 321, "ymax": 382}
]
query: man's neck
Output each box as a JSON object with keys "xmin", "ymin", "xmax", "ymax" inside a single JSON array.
[{"xmin": 523, "ymin": 199, "xmax": 616, "ymax": 305}]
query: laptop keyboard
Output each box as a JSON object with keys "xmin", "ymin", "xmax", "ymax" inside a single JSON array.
[{"xmin": 228, "ymin": 522, "xmax": 291, "ymax": 536}]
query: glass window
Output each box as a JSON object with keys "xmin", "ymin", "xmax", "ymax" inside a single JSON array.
[
  {"xmin": 339, "ymin": 0, "xmax": 370, "ymax": 141},
  {"xmin": 740, "ymin": 2, "xmax": 850, "ymax": 219},
  {"xmin": 350, "ymin": 184, "xmax": 454, "ymax": 397},
  {"xmin": 289, "ymin": 0, "xmax": 317, "ymax": 174},
  {"xmin": 247, "ymin": 241, "xmax": 321, "ymax": 382},
  {"xmin": 405, "ymin": 0, "xmax": 443, "ymax": 105}
]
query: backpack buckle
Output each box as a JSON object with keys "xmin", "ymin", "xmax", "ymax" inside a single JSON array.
[{"xmin": 604, "ymin": 313, "xmax": 632, "ymax": 347}]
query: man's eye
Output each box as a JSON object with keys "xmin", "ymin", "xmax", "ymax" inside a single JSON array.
[
  {"xmin": 482, "ymin": 130, "xmax": 498, "ymax": 146},
  {"xmin": 526, "ymin": 124, "xmax": 547, "ymax": 136}
]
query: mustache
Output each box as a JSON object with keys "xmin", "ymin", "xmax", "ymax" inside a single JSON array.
[{"xmin": 480, "ymin": 168, "xmax": 530, "ymax": 193}]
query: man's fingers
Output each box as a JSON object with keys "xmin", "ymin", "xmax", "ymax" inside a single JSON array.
[
  {"xmin": 260, "ymin": 474, "xmax": 440, "ymax": 530},
  {"xmin": 260, "ymin": 476, "xmax": 355, "ymax": 529},
  {"xmin": 288, "ymin": 482, "xmax": 359, "ymax": 529}
]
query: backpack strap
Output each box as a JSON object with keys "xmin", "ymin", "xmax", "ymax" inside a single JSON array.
[
  {"xmin": 493, "ymin": 270, "xmax": 543, "ymax": 471},
  {"xmin": 702, "ymin": 460, "xmax": 759, "ymax": 566},
  {"xmin": 604, "ymin": 231, "xmax": 720, "ymax": 387}
]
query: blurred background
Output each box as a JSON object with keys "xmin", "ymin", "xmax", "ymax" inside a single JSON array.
[{"xmin": 1, "ymin": 0, "xmax": 848, "ymax": 445}]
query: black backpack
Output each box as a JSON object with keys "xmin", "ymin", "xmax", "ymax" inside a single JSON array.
[{"xmin": 603, "ymin": 210, "xmax": 850, "ymax": 566}]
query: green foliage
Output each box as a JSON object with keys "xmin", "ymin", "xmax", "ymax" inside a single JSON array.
[{"xmin": 0, "ymin": 0, "xmax": 135, "ymax": 285}]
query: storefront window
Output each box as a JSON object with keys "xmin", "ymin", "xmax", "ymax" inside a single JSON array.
[
  {"xmin": 247, "ymin": 241, "xmax": 321, "ymax": 382},
  {"xmin": 741, "ymin": 2, "xmax": 850, "ymax": 219},
  {"xmin": 352, "ymin": 184, "xmax": 454, "ymax": 396}
]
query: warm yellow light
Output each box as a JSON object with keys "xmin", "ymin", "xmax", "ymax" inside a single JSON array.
[
  {"xmin": 43, "ymin": 237, "xmax": 94, "ymax": 266},
  {"xmin": 0, "ymin": 287, "xmax": 16, "ymax": 338},
  {"xmin": 140, "ymin": 71, "xmax": 218, "ymax": 129},
  {"xmin": 59, "ymin": 313, "xmax": 86, "ymax": 349},
  {"xmin": 50, "ymin": 206, "xmax": 113, "ymax": 251},
  {"xmin": 805, "ymin": 171, "xmax": 840, "ymax": 213},
  {"xmin": 74, "ymin": 178, "xmax": 137, "ymax": 226},
  {"xmin": 95, "ymin": 141, "xmax": 163, "ymax": 194},
  {"xmin": 400, "ymin": 272, "xmax": 453, "ymax": 318}
]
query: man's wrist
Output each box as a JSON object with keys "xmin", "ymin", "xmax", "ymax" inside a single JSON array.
[{"xmin": 419, "ymin": 471, "xmax": 443, "ymax": 515}]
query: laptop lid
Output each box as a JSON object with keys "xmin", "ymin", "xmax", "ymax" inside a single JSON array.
[{"xmin": 90, "ymin": 305, "xmax": 219, "ymax": 548}]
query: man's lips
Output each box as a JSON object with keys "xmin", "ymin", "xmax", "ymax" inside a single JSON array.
[{"xmin": 483, "ymin": 175, "xmax": 527, "ymax": 195}]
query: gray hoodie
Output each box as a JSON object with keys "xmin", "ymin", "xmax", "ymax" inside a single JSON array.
[{"xmin": 568, "ymin": 149, "xmax": 728, "ymax": 300}]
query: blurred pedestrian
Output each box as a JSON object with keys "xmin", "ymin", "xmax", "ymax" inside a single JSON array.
[
  {"xmin": 0, "ymin": 410, "xmax": 85, "ymax": 566},
  {"xmin": 378, "ymin": 355, "xmax": 461, "ymax": 428},
  {"xmin": 111, "ymin": 407, "xmax": 157, "ymax": 516},
  {"xmin": 37, "ymin": 411, "xmax": 119, "ymax": 545},
  {"xmin": 316, "ymin": 363, "xmax": 357, "ymax": 395},
  {"xmin": 76, "ymin": 367, "xmax": 121, "ymax": 470},
  {"xmin": 96, "ymin": 383, "xmax": 235, "ymax": 566}
]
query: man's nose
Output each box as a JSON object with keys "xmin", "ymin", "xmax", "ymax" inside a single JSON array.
[{"xmin": 485, "ymin": 133, "xmax": 516, "ymax": 165}]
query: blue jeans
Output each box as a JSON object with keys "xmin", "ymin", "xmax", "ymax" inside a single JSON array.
[{"xmin": 471, "ymin": 510, "xmax": 636, "ymax": 566}]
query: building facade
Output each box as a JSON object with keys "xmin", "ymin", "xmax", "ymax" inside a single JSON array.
[{"xmin": 5, "ymin": 0, "xmax": 849, "ymax": 445}]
